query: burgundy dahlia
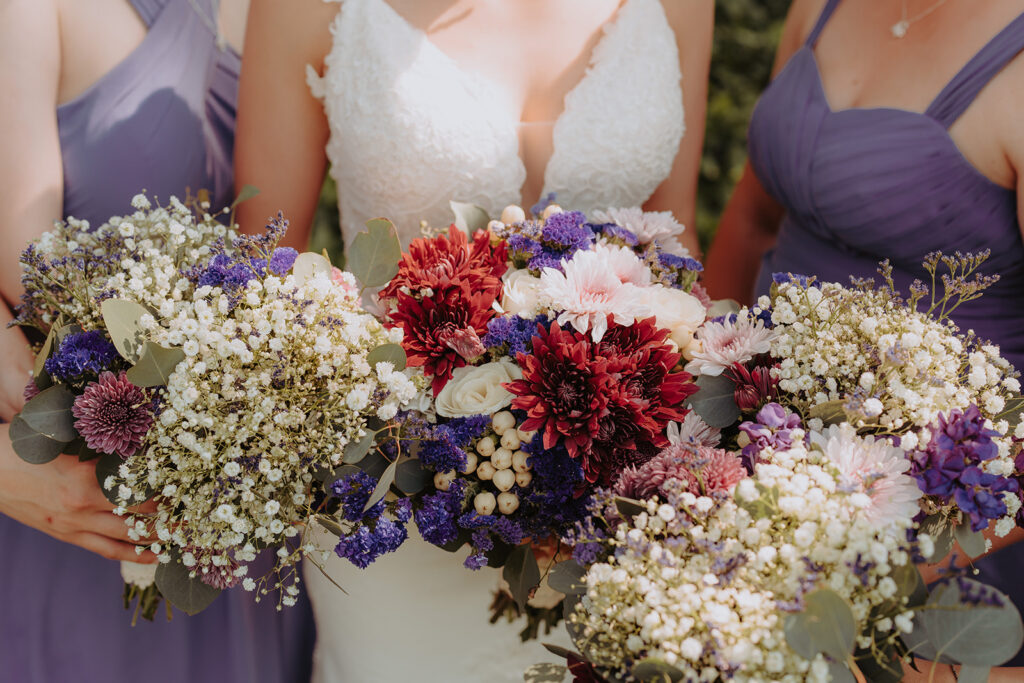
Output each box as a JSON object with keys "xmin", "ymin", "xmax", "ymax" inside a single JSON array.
[
  {"xmin": 728, "ymin": 361, "xmax": 780, "ymax": 412},
  {"xmin": 71, "ymin": 371, "xmax": 153, "ymax": 458},
  {"xmin": 614, "ymin": 443, "xmax": 747, "ymax": 500}
]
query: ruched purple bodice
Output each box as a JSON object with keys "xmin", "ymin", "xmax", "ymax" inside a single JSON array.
[
  {"xmin": 749, "ymin": 0, "xmax": 1024, "ymax": 665},
  {"xmin": 1, "ymin": 1, "xmax": 315, "ymax": 681}
]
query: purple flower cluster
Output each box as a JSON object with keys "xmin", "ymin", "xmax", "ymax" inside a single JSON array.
[
  {"xmin": 196, "ymin": 253, "xmax": 259, "ymax": 292},
  {"xmin": 738, "ymin": 403, "xmax": 804, "ymax": 470},
  {"xmin": 331, "ymin": 471, "xmax": 385, "ymax": 522},
  {"xmin": 331, "ymin": 472, "xmax": 413, "ymax": 568},
  {"xmin": 482, "ymin": 315, "xmax": 547, "ymax": 357},
  {"xmin": 595, "ymin": 222, "xmax": 639, "ymax": 247},
  {"xmin": 517, "ymin": 438, "xmax": 589, "ymax": 539},
  {"xmin": 508, "ymin": 210, "xmax": 596, "ymax": 273},
  {"xmin": 418, "ymin": 416, "xmax": 491, "ymax": 473},
  {"xmin": 268, "ymin": 247, "xmax": 298, "ymax": 276},
  {"xmin": 458, "ymin": 512, "xmax": 525, "ymax": 569},
  {"xmin": 771, "ymin": 272, "xmax": 820, "ymax": 289},
  {"xmin": 414, "ymin": 479, "xmax": 467, "ymax": 547},
  {"xmin": 911, "ymin": 405, "xmax": 1020, "ymax": 532},
  {"xmin": 44, "ymin": 330, "xmax": 120, "ymax": 382}
]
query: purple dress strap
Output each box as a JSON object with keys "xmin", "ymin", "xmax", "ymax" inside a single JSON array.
[
  {"xmin": 925, "ymin": 12, "xmax": 1024, "ymax": 127},
  {"xmin": 128, "ymin": 0, "xmax": 172, "ymax": 27},
  {"xmin": 804, "ymin": 0, "xmax": 842, "ymax": 47}
]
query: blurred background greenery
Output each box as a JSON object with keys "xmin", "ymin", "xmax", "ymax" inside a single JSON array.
[{"xmin": 310, "ymin": 0, "xmax": 791, "ymax": 262}]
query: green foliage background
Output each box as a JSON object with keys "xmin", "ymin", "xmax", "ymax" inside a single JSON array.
[{"xmin": 311, "ymin": 0, "xmax": 791, "ymax": 260}]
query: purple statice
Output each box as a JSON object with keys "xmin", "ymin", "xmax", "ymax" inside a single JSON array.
[
  {"xmin": 527, "ymin": 252, "xmax": 565, "ymax": 273},
  {"xmin": 658, "ymin": 253, "xmax": 703, "ymax": 273},
  {"xmin": 456, "ymin": 511, "xmax": 525, "ymax": 568},
  {"xmin": 595, "ymin": 222, "xmax": 639, "ymax": 247},
  {"xmin": 507, "ymin": 234, "xmax": 542, "ymax": 262},
  {"xmin": 483, "ymin": 315, "xmax": 547, "ymax": 357},
  {"xmin": 334, "ymin": 516, "xmax": 409, "ymax": 569},
  {"xmin": 516, "ymin": 439, "xmax": 589, "ymax": 540},
  {"xmin": 268, "ymin": 247, "xmax": 298, "ymax": 275},
  {"xmin": 530, "ymin": 192, "xmax": 557, "ymax": 218},
  {"xmin": 540, "ymin": 211, "xmax": 593, "ymax": 255},
  {"xmin": 415, "ymin": 479, "xmax": 467, "ymax": 546},
  {"xmin": 419, "ymin": 416, "xmax": 491, "ymax": 473},
  {"xmin": 911, "ymin": 405, "xmax": 1020, "ymax": 531},
  {"xmin": 771, "ymin": 272, "xmax": 820, "ymax": 289},
  {"xmin": 330, "ymin": 471, "xmax": 386, "ymax": 522},
  {"xmin": 44, "ymin": 330, "xmax": 120, "ymax": 382},
  {"xmin": 738, "ymin": 403, "xmax": 804, "ymax": 470}
]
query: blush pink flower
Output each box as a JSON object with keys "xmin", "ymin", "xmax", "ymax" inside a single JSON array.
[
  {"xmin": 590, "ymin": 207, "xmax": 690, "ymax": 256},
  {"xmin": 685, "ymin": 315, "xmax": 777, "ymax": 377},
  {"xmin": 72, "ymin": 371, "xmax": 153, "ymax": 458},
  {"xmin": 614, "ymin": 444, "xmax": 746, "ymax": 500},
  {"xmin": 592, "ymin": 243, "xmax": 652, "ymax": 286}
]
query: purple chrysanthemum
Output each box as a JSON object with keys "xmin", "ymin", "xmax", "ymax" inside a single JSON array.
[
  {"xmin": 44, "ymin": 330, "xmax": 120, "ymax": 382},
  {"xmin": 71, "ymin": 371, "xmax": 153, "ymax": 458}
]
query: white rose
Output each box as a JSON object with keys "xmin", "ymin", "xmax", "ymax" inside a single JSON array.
[
  {"xmin": 647, "ymin": 285, "xmax": 706, "ymax": 353},
  {"xmin": 120, "ymin": 560, "xmax": 157, "ymax": 589},
  {"xmin": 500, "ymin": 270, "xmax": 544, "ymax": 318},
  {"xmin": 436, "ymin": 359, "xmax": 523, "ymax": 418}
]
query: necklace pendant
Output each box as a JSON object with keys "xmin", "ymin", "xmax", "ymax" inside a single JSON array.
[{"xmin": 891, "ymin": 19, "xmax": 910, "ymax": 38}]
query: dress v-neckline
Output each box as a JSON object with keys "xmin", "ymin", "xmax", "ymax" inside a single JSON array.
[{"xmin": 367, "ymin": 0, "xmax": 635, "ymax": 201}]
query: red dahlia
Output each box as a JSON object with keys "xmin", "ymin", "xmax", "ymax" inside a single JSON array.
[
  {"xmin": 390, "ymin": 286, "xmax": 494, "ymax": 395},
  {"xmin": 380, "ymin": 225, "xmax": 508, "ymax": 302},
  {"xmin": 507, "ymin": 318, "xmax": 698, "ymax": 485}
]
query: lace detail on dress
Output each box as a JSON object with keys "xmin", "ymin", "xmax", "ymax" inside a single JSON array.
[{"xmin": 309, "ymin": 0, "xmax": 684, "ymax": 248}]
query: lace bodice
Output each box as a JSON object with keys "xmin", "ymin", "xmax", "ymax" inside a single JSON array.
[{"xmin": 308, "ymin": 0, "xmax": 684, "ymax": 248}]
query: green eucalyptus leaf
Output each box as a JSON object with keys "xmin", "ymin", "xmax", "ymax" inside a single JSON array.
[
  {"xmin": 547, "ymin": 560, "xmax": 587, "ymax": 597},
  {"xmin": 230, "ymin": 184, "xmax": 260, "ymax": 209},
  {"xmin": 64, "ymin": 438, "xmax": 101, "ymax": 462},
  {"xmin": 957, "ymin": 665, "xmax": 992, "ymax": 683},
  {"xmin": 912, "ymin": 579, "xmax": 1024, "ymax": 666},
  {"xmin": 504, "ymin": 543, "xmax": 541, "ymax": 611},
  {"xmin": 614, "ymin": 496, "xmax": 645, "ymax": 520},
  {"xmin": 315, "ymin": 514, "xmax": 344, "ymax": 537},
  {"xmin": 362, "ymin": 459, "xmax": 397, "ymax": 512},
  {"xmin": 322, "ymin": 464, "xmax": 362, "ymax": 494},
  {"xmin": 154, "ymin": 554, "xmax": 222, "ymax": 615},
  {"xmin": 736, "ymin": 482, "xmax": 779, "ymax": 519},
  {"xmin": 291, "ymin": 252, "xmax": 333, "ymax": 286},
  {"xmin": 523, "ymin": 663, "xmax": 568, "ymax": 683},
  {"xmin": 854, "ymin": 642, "xmax": 903, "ymax": 683},
  {"xmin": 95, "ymin": 452, "xmax": 124, "ymax": 504},
  {"xmin": 126, "ymin": 341, "xmax": 185, "ymax": 388},
  {"xmin": 34, "ymin": 324, "xmax": 57, "ymax": 378},
  {"xmin": 919, "ymin": 514, "xmax": 955, "ymax": 563},
  {"xmin": 686, "ymin": 373, "xmax": 740, "ymax": 428},
  {"xmin": 449, "ymin": 201, "xmax": 491, "ymax": 234},
  {"xmin": 808, "ymin": 400, "xmax": 848, "ymax": 426},
  {"xmin": 825, "ymin": 662, "xmax": 855, "ymax": 683},
  {"xmin": 954, "ymin": 524, "xmax": 987, "ymax": 559},
  {"xmin": 10, "ymin": 415, "xmax": 65, "ymax": 464},
  {"xmin": 101, "ymin": 299, "xmax": 151, "ymax": 363},
  {"xmin": 55, "ymin": 322, "xmax": 83, "ymax": 342},
  {"xmin": 355, "ymin": 450, "xmax": 391, "ymax": 480},
  {"xmin": 343, "ymin": 431, "xmax": 376, "ymax": 465},
  {"xmin": 705, "ymin": 298, "xmax": 741, "ymax": 319},
  {"xmin": 632, "ymin": 658, "xmax": 684, "ymax": 682},
  {"xmin": 784, "ymin": 589, "xmax": 857, "ymax": 662},
  {"xmin": 996, "ymin": 395, "xmax": 1024, "ymax": 431},
  {"xmin": 20, "ymin": 384, "xmax": 78, "ymax": 442},
  {"xmin": 394, "ymin": 458, "xmax": 431, "ymax": 495},
  {"xmin": 348, "ymin": 218, "xmax": 402, "ymax": 289},
  {"xmin": 367, "ymin": 343, "xmax": 407, "ymax": 371}
]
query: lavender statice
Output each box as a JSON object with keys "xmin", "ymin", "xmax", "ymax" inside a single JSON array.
[
  {"xmin": 594, "ymin": 222, "xmax": 640, "ymax": 247},
  {"xmin": 267, "ymin": 247, "xmax": 298, "ymax": 275},
  {"xmin": 414, "ymin": 479, "xmax": 467, "ymax": 547},
  {"xmin": 738, "ymin": 402, "xmax": 804, "ymax": 470},
  {"xmin": 540, "ymin": 211, "xmax": 594, "ymax": 254},
  {"xmin": 419, "ymin": 416, "xmax": 491, "ymax": 473},
  {"xmin": 482, "ymin": 314, "xmax": 547, "ymax": 357},
  {"xmin": 332, "ymin": 473, "xmax": 413, "ymax": 568},
  {"xmin": 44, "ymin": 330, "xmax": 120, "ymax": 382}
]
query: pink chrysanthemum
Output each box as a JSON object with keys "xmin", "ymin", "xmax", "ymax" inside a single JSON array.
[
  {"xmin": 23, "ymin": 378, "xmax": 40, "ymax": 402},
  {"xmin": 614, "ymin": 444, "xmax": 746, "ymax": 500},
  {"xmin": 685, "ymin": 315, "xmax": 777, "ymax": 377},
  {"xmin": 590, "ymin": 207, "xmax": 690, "ymax": 256},
  {"xmin": 593, "ymin": 243, "xmax": 652, "ymax": 286},
  {"xmin": 72, "ymin": 371, "xmax": 152, "ymax": 458}
]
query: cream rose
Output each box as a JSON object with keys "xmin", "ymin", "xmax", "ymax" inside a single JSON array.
[
  {"xmin": 647, "ymin": 284, "xmax": 707, "ymax": 355},
  {"xmin": 500, "ymin": 270, "xmax": 545, "ymax": 318},
  {"xmin": 436, "ymin": 359, "xmax": 523, "ymax": 418}
]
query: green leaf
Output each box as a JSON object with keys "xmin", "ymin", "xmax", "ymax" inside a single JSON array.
[
  {"xmin": 614, "ymin": 496, "xmax": 646, "ymax": 520},
  {"xmin": 355, "ymin": 450, "xmax": 391, "ymax": 480},
  {"xmin": 229, "ymin": 184, "xmax": 260, "ymax": 209},
  {"xmin": 523, "ymin": 663, "xmax": 568, "ymax": 683},
  {"xmin": 825, "ymin": 662, "xmax": 856, "ymax": 683},
  {"xmin": 809, "ymin": 399, "xmax": 848, "ymax": 426},
  {"xmin": 705, "ymin": 298, "xmax": 741, "ymax": 319},
  {"xmin": 63, "ymin": 437, "xmax": 100, "ymax": 462},
  {"xmin": 154, "ymin": 554, "xmax": 222, "ymax": 615},
  {"xmin": 854, "ymin": 642, "xmax": 904, "ymax": 683},
  {"xmin": 504, "ymin": 543, "xmax": 541, "ymax": 611},
  {"xmin": 348, "ymin": 218, "xmax": 402, "ymax": 289},
  {"xmin": 33, "ymin": 324, "xmax": 57, "ymax": 378},
  {"xmin": 632, "ymin": 659, "xmax": 684, "ymax": 682},
  {"xmin": 366, "ymin": 343, "xmax": 407, "ymax": 371},
  {"xmin": 954, "ymin": 524, "xmax": 987, "ymax": 559},
  {"xmin": 101, "ymin": 299, "xmax": 151, "ymax": 363},
  {"xmin": 996, "ymin": 395, "xmax": 1024, "ymax": 431},
  {"xmin": 957, "ymin": 666, "xmax": 992, "ymax": 683},
  {"xmin": 919, "ymin": 514, "xmax": 955, "ymax": 563},
  {"xmin": 321, "ymin": 464, "xmax": 362, "ymax": 494},
  {"xmin": 394, "ymin": 458, "xmax": 431, "ymax": 495},
  {"xmin": 291, "ymin": 252, "xmax": 333, "ymax": 285},
  {"xmin": 449, "ymin": 201, "xmax": 491, "ymax": 234},
  {"xmin": 784, "ymin": 589, "xmax": 857, "ymax": 662},
  {"xmin": 912, "ymin": 579, "xmax": 1024, "ymax": 666},
  {"xmin": 363, "ymin": 459, "xmax": 397, "ymax": 512},
  {"xmin": 686, "ymin": 373, "xmax": 740, "ymax": 428},
  {"xmin": 10, "ymin": 415, "xmax": 66, "ymax": 464},
  {"xmin": 343, "ymin": 431, "xmax": 376, "ymax": 465},
  {"xmin": 736, "ymin": 482, "xmax": 779, "ymax": 519},
  {"xmin": 95, "ymin": 452, "xmax": 124, "ymax": 505},
  {"xmin": 314, "ymin": 513, "xmax": 344, "ymax": 537},
  {"xmin": 126, "ymin": 342, "xmax": 185, "ymax": 388},
  {"xmin": 547, "ymin": 560, "xmax": 587, "ymax": 597},
  {"xmin": 20, "ymin": 384, "xmax": 78, "ymax": 442}
]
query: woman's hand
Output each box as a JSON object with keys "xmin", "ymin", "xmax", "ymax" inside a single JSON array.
[
  {"xmin": 0, "ymin": 426, "xmax": 157, "ymax": 563},
  {"xmin": 0, "ymin": 310, "xmax": 35, "ymax": 422}
]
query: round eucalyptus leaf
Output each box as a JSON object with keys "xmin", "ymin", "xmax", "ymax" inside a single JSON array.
[
  {"xmin": 449, "ymin": 201, "xmax": 491, "ymax": 234},
  {"xmin": 808, "ymin": 400, "xmax": 848, "ymax": 426},
  {"xmin": 614, "ymin": 496, "xmax": 645, "ymax": 520},
  {"xmin": 784, "ymin": 589, "xmax": 857, "ymax": 662},
  {"xmin": 918, "ymin": 514, "xmax": 955, "ymax": 563},
  {"xmin": 503, "ymin": 543, "xmax": 541, "ymax": 611},
  {"xmin": 362, "ymin": 459, "xmax": 397, "ymax": 512},
  {"xmin": 292, "ymin": 252, "xmax": 333, "ymax": 286},
  {"xmin": 705, "ymin": 298, "xmax": 741, "ymax": 319},
  {"xmin": 126, "ymin": 342, "xmax": 185, "ymax": 388},
  {"xmin": 95, "ymin": 452, "xmax": 125, "ymax": 504},
  {"xmin": 348, "ymin": 219, "xmax": 401, "ymax": 289},
  {"xmin": 547, "ymin": 560, "xmax": 586, "ymax": 597},
  {"xmin": 100, "ymin": 299, "xmax": 151, "ymax": 363},
  {"xmin": 367, "ymin": 343, "xmax": 407, "ymax": 371},
  {"xmin": 953, "ymin": 524, "xmax": 987, "ymax": 559},
  {"xmin": 957, "ymin": 665, "xmax": 992, "ymax": 683},
  {"xmin": 342, "ymin": 431, "xmax": 376, "ymax": 464},
  {"xmin": 394, "ymin": 458, "xmax": 431, "ymax": 495},
  {"xmin": 9, "ymin": 415, "xmax": 66, "ymax": 464},
  {"xmin": 154, "ymin": 556, "xmax": 221, "ymax": 615},
  {"xmin": 686, "ymin": 373, "xmax": 740, "ymax": 428},
  {"xmin": 20, "ymin": 384, "xmax": 78, "ymax": 442},
  {"xmin": 914, "ymin": 579, "xmax": 1024, "ymax": 666}
]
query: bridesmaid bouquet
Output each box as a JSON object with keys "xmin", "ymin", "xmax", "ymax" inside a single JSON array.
[
  {"xmin": 535, "ymin": 254, "xmax": 1024, "ymax": 681},
  {"xmin": 11, "ymin": 194, "xmax": 418, "ymax": 620},
  {"xmin": 322, "ymin": 200, "xmax": 710, "ymax": 614}
]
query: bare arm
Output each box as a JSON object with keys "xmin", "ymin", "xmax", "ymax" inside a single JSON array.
[
  {"xmin": 643, "ymin": 0, "xmax": 714, "ymax": 259},
  {"xmin": 234, "ymin": 0, "xmax": 337, "ymax": 249},
  {"xmin": 703, "ymin": 0, "xmax": 822, "ymax": 303}
]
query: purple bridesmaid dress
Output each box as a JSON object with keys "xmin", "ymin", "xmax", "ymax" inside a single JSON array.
[
  {"xmin": 0, "ymin": 1, "xmax": 316, "ymax": 681},
  {"xmin": 747, "ymin": 0, "xmax": 1024, "ymax": 664}
]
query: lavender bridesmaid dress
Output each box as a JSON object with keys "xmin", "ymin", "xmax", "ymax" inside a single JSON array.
[
  {"xmin": 747, "ymin": 0, "xmax": 1024, "ymax": 664},
  {"xmin": 0, "ymin": 1, "xmax": 315, "ymax": 680}
]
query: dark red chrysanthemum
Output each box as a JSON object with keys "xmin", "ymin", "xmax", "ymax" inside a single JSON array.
[
  {"xmin": 391, "ymin": 286, "xmax": 495, "ymax": 395},
  {"xmin": 71, "ymin": 371, "xmax": 153, "ymax": 458},
  {"xmin": 380, "ymin": 225, "xmax": 507, "ymax": 302},
  {"xmin": 727, "ymin": 361, "xmax": 779, "ymax": 412},
  {"xmin": 507, "ymin": 319, "xmax": 698, "ymax": 485}
]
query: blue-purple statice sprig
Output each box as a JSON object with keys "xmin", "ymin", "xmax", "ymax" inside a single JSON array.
[
  {"xmin": 418, "ymin": 416, "xmax": 492, "ymax": 473},
  {"xmin": 650, "ymin": 251, "xmax": 704, "ymax": 290},
  {"xmin": 331, "ymin": 471, "xmax": 414, "ymax": 568},
  {"xmin": 43, "ymin": 329, "xmax": 122, "ymax": 382},
  {"xmin": 483, "ymin": 314, "xmax": 549, "ymax": 358}
]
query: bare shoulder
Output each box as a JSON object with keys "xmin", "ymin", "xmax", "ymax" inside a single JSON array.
[
  {"xmin": 246, "ymin": 0, "xmax": 340, "ymax": 70},
  {"xmin": 0, "ymin": 0, "xmax": 59, "ymax": 89},
  {"xmin": 774, "ymin": 0, "xmax": 830, "ymax": 72},
  {"xmin": 994, "ymin": 54, "xmax": 1024, "ymax": 188},
  {"xmin": 659, "ymin": 0, "xmax": 714, "ymax": 37}
]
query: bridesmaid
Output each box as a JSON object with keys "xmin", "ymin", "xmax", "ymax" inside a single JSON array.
[
  {"xmin": 705, "ymin": 0, "xmax": 1024, "ymax": 676},
  {"xmin": 0, "ymin": 1, "xmax": 314, "ymax": 681}
]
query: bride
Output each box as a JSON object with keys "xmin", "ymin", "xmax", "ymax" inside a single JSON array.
[{"xmin": 234, "ymin": 0, "xmax": 712, "ymax": 679}]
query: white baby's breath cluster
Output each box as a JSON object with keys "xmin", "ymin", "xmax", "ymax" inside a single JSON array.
[{"xmin": 573, "ymin": 432, "xmax": 918, "ymax": 682}]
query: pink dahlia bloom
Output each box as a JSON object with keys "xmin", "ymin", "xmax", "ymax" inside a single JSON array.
[
  {"xmin": 685, "ymin": 315, "xmax": 777, "ymax": 377},
  {"xmin": 72, "ymin": 371, "xmax": 153, "ymax": 458},
  {"xmin": 614, "ymin": 444, "xmax": 746, "ymax": 500}
]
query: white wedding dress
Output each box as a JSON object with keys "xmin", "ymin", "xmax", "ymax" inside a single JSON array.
[{"xmin": 304, "ymin": 0, "xmax": 685, "ymax": 680}]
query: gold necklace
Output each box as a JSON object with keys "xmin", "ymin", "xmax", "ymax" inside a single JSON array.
[{"xmin": 891, "ymin": 0, "xmax": 951, "ymax": 38}]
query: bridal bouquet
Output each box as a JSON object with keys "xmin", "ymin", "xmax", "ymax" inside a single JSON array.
[
  {"xmin": 323, "ymin": 200, "xmax": 709, "ymax": 610},
  {"xmin": 12, "ymin": 194, "xmax": 418, "ymax": 619}
]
